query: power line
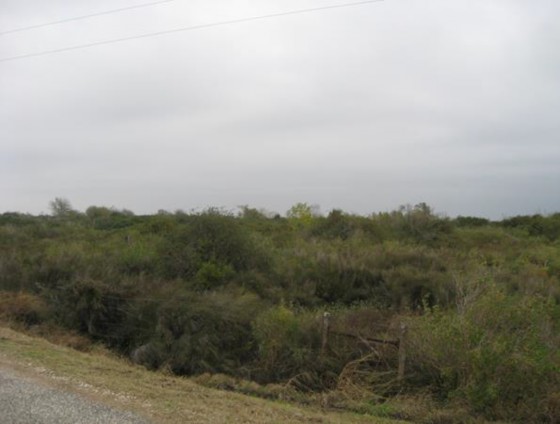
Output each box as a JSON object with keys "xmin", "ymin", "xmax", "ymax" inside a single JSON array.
[
  {"xmin": 0, "ymin": 0, "xmax": 178, "ymax": 36},
  {"xmin": 0, "ymin": 0, "xmax": 384, "ymax": 64}
]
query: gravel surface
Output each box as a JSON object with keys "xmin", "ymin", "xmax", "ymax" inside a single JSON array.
[{"xmin": 0, "ymin": 367, "xmax": 151, "ymax": 424}]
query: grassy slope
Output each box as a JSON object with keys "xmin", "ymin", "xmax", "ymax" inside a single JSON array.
[{"xmin": 0, "ymin": 326, "xmax": 406, "ymax": 424}]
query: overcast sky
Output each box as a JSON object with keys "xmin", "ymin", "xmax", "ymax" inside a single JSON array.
[{"xmin": 1, "ymin": 0, "xmax": 559, "ymax": 219}]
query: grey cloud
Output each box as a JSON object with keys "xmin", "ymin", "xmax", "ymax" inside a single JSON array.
[{"xmin": 1, "ymin": 0, "xmax": 560, "ymax": 218}]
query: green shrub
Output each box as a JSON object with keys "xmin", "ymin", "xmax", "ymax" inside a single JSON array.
[
  {"xmin": 194, "ymin": 261, "xmax": 235, "ymax": 290},
  {"xmin": 252, "ymin": 305, "xmax": 322, "ymax": 383},
  {"xmin": 42, "ymin": 278, "xmax": 128, "ymax": 340},
  {"xmin": 158, "ymin": 212, "xmax": 269, "ymax": 279},
  {"xmin": 407, "ymin": 282, "xmax": 560, "ymax": 422},
  {"xmin": 135, "ymin": 290, "xmax": 264, "ymax": 376}
]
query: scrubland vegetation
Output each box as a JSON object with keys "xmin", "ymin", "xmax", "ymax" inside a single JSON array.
[{"xmin": 1, "ymin": 199, "xmax": 560, "ymax": 423}]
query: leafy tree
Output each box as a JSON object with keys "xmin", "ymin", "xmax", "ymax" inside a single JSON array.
[
  {"xmin": 287, "ymin": 202, "xmax": 320, "ymax": 228},
  {"xmin": 49, "ymin": 197, "xmax": 74, "ymax": 217}
]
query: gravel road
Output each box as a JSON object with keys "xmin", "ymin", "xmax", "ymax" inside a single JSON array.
[{"xmin": 0, "ymin": 367, "xmax": 151, "ymax": 424}]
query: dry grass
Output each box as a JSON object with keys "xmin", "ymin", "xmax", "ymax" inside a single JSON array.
[{"xmin": 0, "ymin": 326, "xmax": 407, "ymax": 424}]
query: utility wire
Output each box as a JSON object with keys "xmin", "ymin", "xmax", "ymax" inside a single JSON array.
[
  {"xmin": 0, "ymin": 0, "xmax": 178, "ymax": 36},
  {"xmin": 0, "ymin": 0, "xmax": 384, "ymax": 63}
]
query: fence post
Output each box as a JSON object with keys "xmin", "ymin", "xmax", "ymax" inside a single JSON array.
[
  {"xmin": 321, "ymin": 312, "xmax": 330, "ymax": 356},
  {"xmin": 398, "ymin": 323, "xmax": 407, "ymax": 383}
]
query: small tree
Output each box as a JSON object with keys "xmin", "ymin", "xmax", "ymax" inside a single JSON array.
[
  {"xmin": 49, "ymin": 197, "xmax": 74, "ymax": 217},
  {"xmin": 287, "ymin": 202, "xmax": 320, "ymax": 227}
]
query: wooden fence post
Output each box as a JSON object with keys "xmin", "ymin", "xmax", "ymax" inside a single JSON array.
[
  {"xmin": 321, "ymin": 312, "xmax": 330, "ymax": 356},
  {"xmin": 398, "ymin": 323, "xmax": 407, "ymax": 383}
]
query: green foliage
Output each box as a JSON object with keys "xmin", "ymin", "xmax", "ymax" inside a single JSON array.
[
  {"xmin": 2, "ymin": 202, "xmax": 560, "ymax": 421},
  {"xmin": 454, "ymin": 216, "xmax": 490, "ymax": 227},
  {"xmin": 501, "ymin": 213, "xmax": 560, "ymax": 241},
  {"xmin": 253, "ymin": 305, "xmax": 300, "ymax": 371},
  {"xmin": 372, "ymin": 203, "xmax": 453, "ymax": 244},
  {"xmin": 159, "ymin": 211, "xmax": 269, "ymax": 281},
  {"xmin": 252, "ymin": 305, "xmax": 322, "ymax": 384},
  {"xmin": 117, "ymin": 234, "xmax": 159, "ymax": 275},
  {"xmin": 407, "ymin": 281, "xmax": 560, "ymax": 421},
  {"xmin": 86, "ymin": 206, "xmax": 137, "ymax": 230},
  {"xmin": 147, "ymin": 290, "xmax": 263, "ymax": 375},
  {"xmin": 194, "ymin": 261, "xmax": 236, "ymax": 290},
  {"xmin": 287, "ymin": 202, "xmax": 319, "ymax": 228},
  {"xmin": 44, "ymin": 278, "xmax": 128, "ymax": 339},
  {"xmin": 310, "ymin": 209, "xmax": 355, "ymax": 240}
]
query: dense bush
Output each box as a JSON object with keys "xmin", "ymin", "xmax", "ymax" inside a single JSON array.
[
  {"xmin": 2, "ymin": 205, "xmax": 560, "ymax": 422},
  {"xmin": 131, "ymin": 290, "xmax": 264, "ymax": 375},
  {"xmin": 253, "ymin": 305, "xmax": 322, "ymax": 383},
  {"xmin": 407, "ymin": 281, "xmax": 560, "ymax": 421},
  {"xmin": 158, "ymin": 211, "xmax": 270, "ymax": 281}
]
